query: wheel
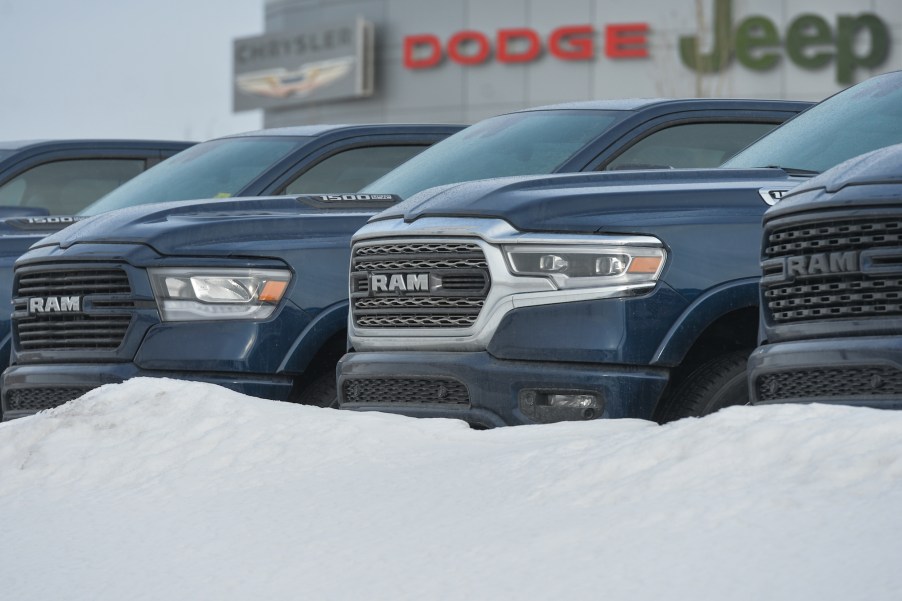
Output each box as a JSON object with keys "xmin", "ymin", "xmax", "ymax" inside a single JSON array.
[
  {"xmin": 656, "ymin": 349, "xmax": 752, "ymax": 422},
  {"xmin": 294, "ymin": 369, "xmax": 338, "ymax": 408}
]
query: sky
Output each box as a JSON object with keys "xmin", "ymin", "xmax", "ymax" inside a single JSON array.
[
  {"xmin": 2, "ymin": 377, "xmax": 902, "ymax": 600},
  {"xmin": 0, "ymin": 0, "xmax": 263, "ymax": 142}
]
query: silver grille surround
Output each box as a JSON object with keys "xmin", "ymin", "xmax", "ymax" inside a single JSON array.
[{"xmin": 349, "ymin": 217, "xmax": 665, "ymax": 352}]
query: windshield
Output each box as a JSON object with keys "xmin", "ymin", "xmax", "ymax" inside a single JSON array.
[
  {"xmin": 724, "ymin": 71, "xmax": 902, "ymax": 173},
  {"xmin": 361, "ymin": 110, "xmax": 627, "ymax": 199},
  {"xmin": 80, "ymin": 136, "xmax": 309, "ymax": 215}
]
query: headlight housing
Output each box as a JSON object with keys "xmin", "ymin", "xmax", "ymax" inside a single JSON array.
[
  {"xmin": 148, "ymin": 268, "xmax": 291, "ymax": 321},
  {"xmin": 503, "ymin": 244, "xmax": 665, "ymax": 290}
]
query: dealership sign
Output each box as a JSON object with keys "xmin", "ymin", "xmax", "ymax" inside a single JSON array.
[
  {"xmin": 233, "ymin": 18, "xmax": 374, "ymax": 111},
  {"xmin": 403, "ymin": 0, "xmax": 890, "ymax": 84},
  {"xmin": 404, "ymin": 24, "xmax": 648, "ymax": 67}
]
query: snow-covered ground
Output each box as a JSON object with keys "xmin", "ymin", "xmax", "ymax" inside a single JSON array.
[{"xmin": 1, "ymin": 378, "xmax": 901, "ymax": 600}]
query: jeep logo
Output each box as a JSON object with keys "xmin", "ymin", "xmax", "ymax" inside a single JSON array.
[
  {"xmin": 28, "ymin": 296, "xmax": 81, "ymax": 314},
  {"xmin": 786, "ymin": 251, "xmax": 859, "ymax": 279},
  {"xmin": 370, "ymin": 273, "xmax": 429, "ymax": 294}
]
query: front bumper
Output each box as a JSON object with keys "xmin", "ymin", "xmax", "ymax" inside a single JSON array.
[
  {"xmin": 748, "ymin": 336, "xmax": 902, "ymax": 409},
  {"xmin": 1, "ymin": 363, "xmax": 294, "ymax": 420},
  {"xmin": 337, "ymin": 351, "xmax": 669, "ymax": 427}
]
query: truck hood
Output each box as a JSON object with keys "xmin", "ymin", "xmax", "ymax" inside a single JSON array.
[
  {"xmin": 373, "ymin": 168, "xmax": 796, "ymax": 233},
  {"xmin": 766, "ymin": 144, "xmax": 902, "ymax": 220},
  {"xmin": 33, "ymin": 195, "xmax": 393, "ymax": 257}
]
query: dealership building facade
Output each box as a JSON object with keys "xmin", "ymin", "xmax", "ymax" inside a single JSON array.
[{"xmin": 234, "ymin": 0, "xmax": 902, "ymax": 126}]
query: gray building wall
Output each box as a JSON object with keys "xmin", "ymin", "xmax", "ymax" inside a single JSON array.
[{"xmin": 258, "ymin": 0, "xmax": 902, "ymax": 127}]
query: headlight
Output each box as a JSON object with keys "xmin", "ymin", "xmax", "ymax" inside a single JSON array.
[
  {"xmin": 503, "ymin": 244, "xmax": 665, "ymax": 290},
  {"xmin": 148, "ymin": 268, "xmax": 291, "ymax": 321}
]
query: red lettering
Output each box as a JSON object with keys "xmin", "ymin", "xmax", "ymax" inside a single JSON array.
[
  {"xmin": 402, "ymin": 22, "xmax": 651, "ymax": 69},
  {"xmin": 448, "ymin": 31, "xmax": 491, "ymax": 65},
  {"xmin": 549, "ymin": 25, "xmax": 595, "ymax": 60},
  {"xmin": 403, "ymin": 34, "xmax": 442, "ymax": 69},
  {"xmin": 497, "ymin": 28, "xmax": 541, "ymax": 63},
  {"xmin": 605, "ymin": 23, "xmax": 649, "ymax": 58}
]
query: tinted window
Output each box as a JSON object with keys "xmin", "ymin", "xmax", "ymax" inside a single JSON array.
[
  {"xmin": 724, "ymin": 72, "xmax": 902, "ymax": 173},
  {"xmin": 82, "ymin": 136, "xmax": 309, "ymax": 215},
  {"xmin": 0, "ymin": 159, "xmax": 144, "ymax": 214},
  {"xmin": 604, "ymin": 122, "xmax": 777, "ymax": 170},
  {"xmin": 285, "ymin": 145, "xmax": 427, "ymax": 194},
  {"xmin": 362, "ymin": 110, "xmax": 627, "ymax": 199}
]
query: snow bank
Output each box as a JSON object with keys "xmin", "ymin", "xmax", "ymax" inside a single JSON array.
[{"xmin": 1, "ymin": 378, "xmax": 901, "ymax": 600}]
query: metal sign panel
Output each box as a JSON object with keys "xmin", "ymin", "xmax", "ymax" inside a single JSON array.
[{"xmin": 233, "ymin": 18, "xmax": 374, "ymax": 111}]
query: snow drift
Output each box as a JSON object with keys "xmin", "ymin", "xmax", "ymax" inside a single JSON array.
[{"xmin": 1, "ymin": 378, "xmax": 901, "ymax": 600}]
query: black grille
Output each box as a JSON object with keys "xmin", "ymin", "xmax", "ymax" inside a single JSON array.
[
  {"xmin": 765, "ymin": 218, "xmax": 902, "ymax": 258},
  {"xmin": 16, "ymin": 269, "xmax": 131, "ymax": 295},
  {"xmin": 351, "ymin": 240, "xmax": 490, "ymax": 329},
  {"xmin": 341, "ymin": 377, "xmax": 470, "ymax": 406},
  {"xmin": 13, "ymin": 267, "xmax": 133, "ymax": 351},
  {"xmin": 763, "ymin": 215, "xmax": 902, "ymax": 324},
  {"xmin": 5, "ymin": 387, "xmax": 93, "ymax": 412},
  {"xmin": 756, "ymin": 366, "xmax": 902, "ymax": 402}
]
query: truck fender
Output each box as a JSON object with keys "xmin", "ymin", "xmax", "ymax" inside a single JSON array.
[
  {"xmin": 277, "ymin": 299, "xmax": 349, "ymax": 374},
  {"xmin": 651, "ymin": 277, "xmax": 759, "ymax": 366}
]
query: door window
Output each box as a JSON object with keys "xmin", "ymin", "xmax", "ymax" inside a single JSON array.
[
  {"xmin": 603, "ymin": 122, "xmax": 778, "ymax": 170},
  {"xmin": 0, "ymin": 159, "xmax": 145, "ymax": 214},
  {"xmin": 284, "ymin": 145, "xmax": 428, "ymax": 195}
]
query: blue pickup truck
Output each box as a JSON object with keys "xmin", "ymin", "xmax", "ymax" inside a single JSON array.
[
  {"xmin": 0, "ymin": 139, "xmax": 194, "ymax": 383},
  {"xmin": 0, "ymin": 124, "xmax": 458, "ymax": 415},
  {"xmin": 0, "ymin": 99, "xmax": 808, "ymax": 420},
  {"xmin": 337, "ymin": 71, "xmax": 902, "ymax": 427},
  {"xmin": 749, "ymin": 143, "xmax": 902, "ymax": 410}
]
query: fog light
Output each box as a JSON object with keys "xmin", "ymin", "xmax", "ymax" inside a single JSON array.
[{"xmin": 518, "ymin": 389, "xmax": 603, "ymax": 423}]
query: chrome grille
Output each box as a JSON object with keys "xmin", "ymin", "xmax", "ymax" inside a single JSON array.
[
  {"xmin": 762, "ymin": 215, "xmax": 902, "ymax": 324},
  {"xmin": 13, "ymin": 267, "xmax": 133, "ymax": 351},
  {"xmin": 351, "ymin": 240, "xmax": 490, "ymax": 329}
]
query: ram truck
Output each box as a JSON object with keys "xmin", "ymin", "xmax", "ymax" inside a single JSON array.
[
  {"xmin": 749, "ymin": 143, "xmax": 902, "ymax": 409},
  {"xmin": 0, "ymin": 139, "xmax": 195, "ymax": 381},
  {"xmin": 0, "ymin": 100, "xmax": 808, "ymax": 420},
  {"xmin": 337, "ymin": 71, "xmax": 902, "ymax": 427}
]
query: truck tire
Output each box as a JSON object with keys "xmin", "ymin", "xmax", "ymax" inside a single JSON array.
[
  {"xmin": 295, "ymin": 371, "xmax": 338, "ymax": 408},
  {"xmin": 657, "ymin": 349, "xmax": 751, "ymax": 422}
]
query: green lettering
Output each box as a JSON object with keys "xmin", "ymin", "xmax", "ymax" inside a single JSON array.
[
  {"xmin": 679, "ymin": 0, "xmax": 733, "ymax": 73},
  {"xmin": 836, "ymin": 14, "xmax": 890, "ymax": 84},
  {"xmin": 736, "ymin": 16, "xmax": 780, "ymax": 70},
  {"xmin": 786, "ymin": 15, "xmax": 833, "ymax": 69}
]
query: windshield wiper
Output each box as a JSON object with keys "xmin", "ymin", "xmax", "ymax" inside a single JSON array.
[{"xmin": 761, "ymin": 165, "xmax": 820, "ymax": 176}]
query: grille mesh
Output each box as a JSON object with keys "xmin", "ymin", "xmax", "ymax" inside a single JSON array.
[
  {"xmin": 13, "ymin": 267, "xmax": 133, "ymax": 351},
  {"xmin": 351, "ymin": 241, "xmax": 490, "ymax": 329},
  {"xmin": 341, "ymin": 377, "xmax": 470, "ymax": 406},
  {"xmin": 763, "ymin": 215, "xmax": 902, "ymax": 325},
  {"xmin": 756, "ymin": 367, "xmax": 902, "ymax": 402},
  {"xmin": 6, "ymin": 387, "xmax": 93, "ymax": 412},
  {"xmin": 765, "ymin": 218, "xmax": 902, "ymax": 258}
]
